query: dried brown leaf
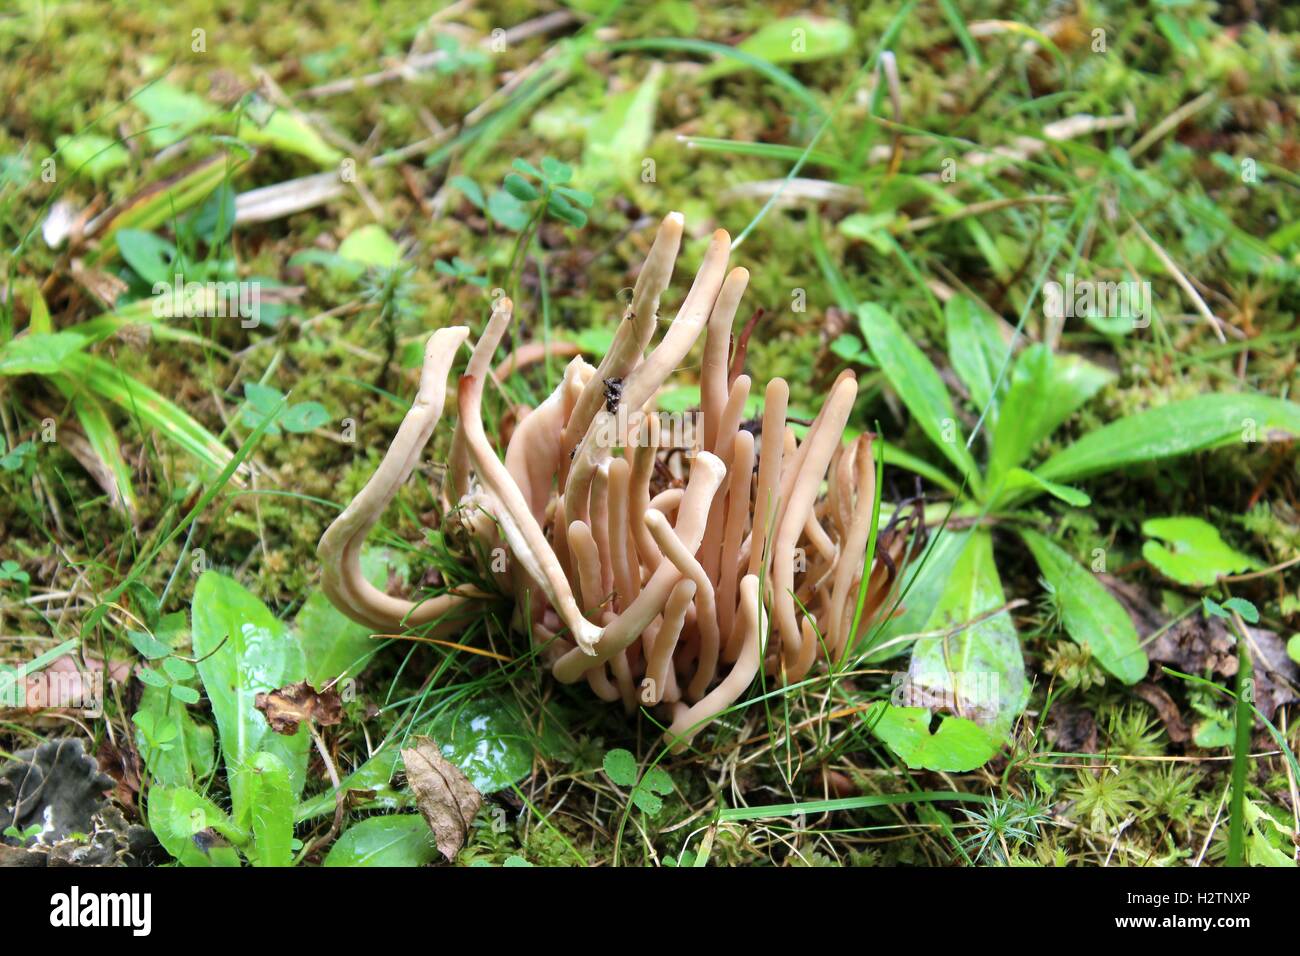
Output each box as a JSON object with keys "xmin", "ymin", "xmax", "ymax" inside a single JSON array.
[
  {"xmin": 400, "ymin": 737, "xmax": 482, "ymax": 862},
  {"xmin": 1045, "ymin": 703, "xmax": 1098, "ymax": 755},
  {"xmin": 1134, "ymin": 682, "xmax": 1190, "ymax": 743},
  {"xmin": 254, "ymin": 680, "xmax": 343, "ymax": 736}
]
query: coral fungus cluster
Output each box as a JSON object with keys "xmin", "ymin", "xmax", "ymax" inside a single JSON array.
[{"xmin": 319, "ymin": 213, "xmax": 918, "ymax": 750}]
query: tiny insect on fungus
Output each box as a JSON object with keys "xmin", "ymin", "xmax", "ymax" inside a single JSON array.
[{"xmin": 318, "ymin": 212, "xmax": 920, "ymax": 751}]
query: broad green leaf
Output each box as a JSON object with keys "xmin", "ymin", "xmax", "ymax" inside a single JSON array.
[
  {"xmin": 554, "ymin": 185, "xmax": 592, "ymax": 207},
  {"xmin": 839, "ymin": 212, "xmax": 898, "ymax": 254},
  {"xmin": 865, "ymin": 702, "xmax": 1001, "ymax": 773},
  {"xmin": 18, "ymin": 278, "xmax": 52, "ymax": 334},
  {"xmin": 1141, "ymin": 516, "xmax": 1260, "ymax": 588},
  {"xmin": 487, "ymin": 188, "xmax": 530, "ymax": 230},
  {"xmin": 323, "ymin": 814, "xmax": 437, "ymax": 867},
  {"xmin": 993, "ymin": 467, "xmax": 1091, "ymax": 508},
  {"xmin": 540, "ymin": 156, "xmax": 573, "ymax": 184},
  {"xmin": 128, "ymin": 630, "xmax": 173, "ymax": 660},
  {"xmin": 944, "ymin": 296, "xmax": 1006, "ymax": 422},
  {"xmin": 1194, "ymin": 715, "xmax": 1234, "ymax": 748},
  {"xmin": 858, "ymin": 303, "xmax": 980, "ymax": 489},
  {"xmin": 238, "ymin": 110, "xmax": 343, "ymax": 167},
  {"xmin": 137, "ymin": 667, "xmax": 169, "ymax": 688},
  {"xmin": 1222, "ymin": 597, "xmax": 1259, "ymax": 623},
  {"xmin": 654, "ymin": 384, "xmax": 701, "ymax": 414},
  {"xmin": 0, "ymin": 441, "xmax": 32, "ymax": 471},
  {"xmin": 134, "ymin": 685, "xmax": 215, "ymax": 788},
  {"xmin": 570, "ymin": 326, "xmax": 615, "ymax": 356},
  {"xmin": 55, "ymin": 132, "xmax": 130, "ymax": 181},
  {"xmin": 431, "ymin": 692, "xmax": 539, "ymax": 793},
  {"xmin": 829, "ymin": 333, "xmax": 874, "ymax": 366},
  {"xmin": 147, "ymin": 786, "xmax": 243, "ymax": 867},
  {"xmin": 133, "ymin": 81, "xmax": 218, "ymax": 148},
  {"xmin": 1035, "ymin": 394, "xmax": 1300, "ymax": 485},
  {"xmin": 191, "ymin": 571, "xmax": 310, "ymax": 828},
  {"xmin": 546, "ymin": 192, "xmax": 587, "ymax": 228},
  {"xmin": 582, "ymin": 68, "xmax": 662, "ymax": 186},
  {"xmin": 503, "ymin": 172, "xmax": 540, "ymax": 200},
  {"xmin": 181, "ymin": 182, "xmax": 237, "ymax": 246},
  {"xmin": 704, "ymin": 16, "xmax": 854, "ymax": 78},
  {"xmin": 632, "ymin": 789, "xmax": 664, "ymax": 816},
  {"xmin": 116, "ymin": 229, "xmax": 178, "ymax": 285},
  {"xmin": 987, "ymin": 344, "xmax": 1112, "ymax": 485},
  {"xmin": 864, "ymin": 528, "xmax": 972, "ymax": 658},
  {"xmin": 631, "ymin": 764, "xmax": 674, "ymax": 816},
  {"xmin": 296, "ymin": 548, "xmax": 395, "ymax": 688},
  {"xmin": 867, "ymin": 541, "xmax": 1020, "ymax": 771},
  {"xmin": 905, "ymin": 529, "xmax": 1028, "ymax": 731},
  {"xmin": 0, "ymin": 331, "xmax": 89, "ymax": 376},
  {"xmin": 1288, "ymin": 635, "xmax": 1299, "ymax": 666},
  {"xmin": 279, "ymin": 401, "xmax": 329, "ymax": 433},
  {"xmin": 337, "ymin": 224, "xmax": 402, "ymax": 269},
  {"xmin": 288, "ymin": 249, "xmax": 365, "ymax": 283},
  {"xmin": 1020, "ymin": 529, "xmax": 1147, "ymax": 684},
  {"xmin": 449, "ymin": 175, "xmax": 485, "ymax": 210},
  {"xmin": 603, "ymin": 749, "xmax": 637, "ymax": 787},
  {"xmin": 511, "ymin": 157, "xmax": 545, "ymax": 179},
  {"xmin": 170, "ymin": 685, "xmax": 200, "ymax": 704},
  {"xmin": 162, "ymin": 656, "xmax": 196, "ymax": 681},
  {"xmin": 244, "ymin": 751, "xmax": 295, "ymax": 867},
  {"xmin": 241, "ymin": 382, "xmax": 288, "ymax": 435},
  {"xmin": 1244, "ymin": 802, "xmax": 1296, "ymax": 868}
]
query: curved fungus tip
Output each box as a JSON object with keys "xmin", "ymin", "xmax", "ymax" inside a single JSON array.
[{"xmin": 318, "ymin": 212, "xmax": 917, "ymax": 746}]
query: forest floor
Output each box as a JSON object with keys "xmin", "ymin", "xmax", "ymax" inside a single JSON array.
[{"xmin": 1, "ymin": 1, "xmax": 1299, "ymax": 867}]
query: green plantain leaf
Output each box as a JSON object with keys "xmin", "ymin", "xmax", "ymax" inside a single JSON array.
[
  {"xmin": 864, "ymin": 528, "xmax": 971, "ymax": 658},
  {"xmin": 905, "ymin": 529, "xmax": 1027, "ymax": 728},
  {"xmin": 191, "ymin": 572, "xmax": 310, "ymax": 830},
  {"xmin": 944, "ymin": 296, "xmax": 1007, "ymax": 425},
  {"xmin": 1034, "ymin": 393, "xmax": 1300, "ymax": 485},
  {"xmin": 337, "ymin": 224, "xmax": 402, "ymax": 269},
  {"xmin": 987, "ymin": 343, "xmax": 1112, "ymax": 486},
  {"xmin": 295, "ymin": 548, "xmax": 399, "ymax": 688},
  {"xmin": 1021, "ymin": 528, "xmax": 1148, "ymax": 684},
  {"xmin": 324, "ymin": 814, "xmax": 437, "ymax": 867},
  {"xmin": 243, "ymin": 751, "xmax": 295, "ymax": 866},
  {"xmin": 993, "ymin": 467, "xmax": 1091, "ymax": 508},
  {"xmin": 147, "ymin": 786, "xmax": 243, "ymax": 867},
  {"xmin": 55, "ymin": 132, "xmax": 130, "ymax": 181},
  {"xmin": 869, "ymin": 530, "xmax": 1026, "ymax": 771},
  {"xmin": 858, "ymin": 303, "xmax": 980, "ymax": 490}
]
